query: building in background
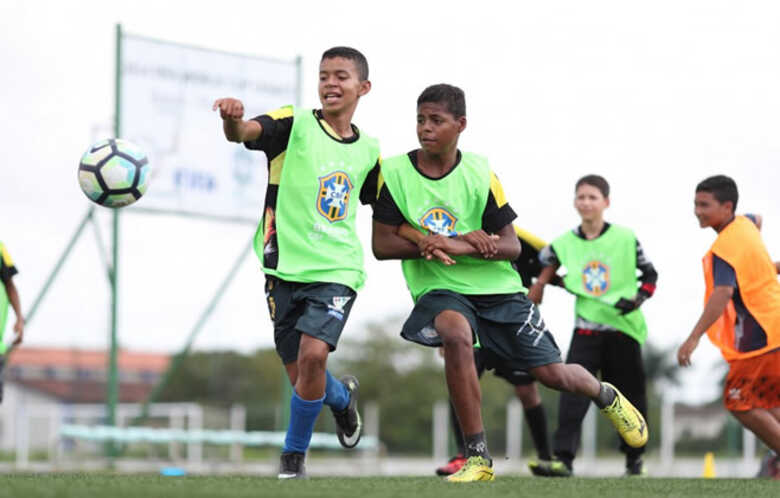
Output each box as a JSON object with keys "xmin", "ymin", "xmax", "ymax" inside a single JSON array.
[{"xmin": 0, "ymin": 347, "xmax": 169, "ymax": 451}]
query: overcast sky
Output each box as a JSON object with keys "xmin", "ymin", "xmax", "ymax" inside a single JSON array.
[{"xmin": 2, "ymin": 0, "xmax": 779, "ymax": 403}]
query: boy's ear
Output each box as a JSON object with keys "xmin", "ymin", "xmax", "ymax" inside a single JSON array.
[
  {"xmin": 358, "ymin": 80, "xmax": 372, "ymax": 97},
  {"xmin": 457, "ymin": 116, "xmax": 467, "ymax": 133},
  {"xmin": 604, "ymin": 196, "xmax": 611, "ymax": 208}
]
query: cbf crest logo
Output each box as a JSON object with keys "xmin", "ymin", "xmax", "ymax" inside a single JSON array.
[
  {"xmin": 317, "ymin": 171, "xmax": 353, "ymax": 223},
  {"xmin": 419, "ymin": 207, "xmax": 458, "ymax": 236},
  {"xmin": 582, "ymin": 260, "xmax": 610, "ymax": 296}
]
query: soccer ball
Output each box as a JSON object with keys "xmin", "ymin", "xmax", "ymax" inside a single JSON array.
[{"xmin": 78, "ymin": 138, "xmax": 151, "ymax": 208}]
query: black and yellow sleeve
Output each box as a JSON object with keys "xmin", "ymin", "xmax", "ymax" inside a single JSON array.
[
  {"xmin": 481, "ymin": 171, "xmax": 517, "ymax": 233},
  {"xmin": 0, "ymin": 243, "xmax": 18, "ymax": 283}
]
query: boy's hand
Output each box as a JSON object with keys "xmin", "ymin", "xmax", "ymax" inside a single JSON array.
[
  {"xmin": 528, "ymin": 281, "xmax": 544, "ymax": 304},
  {"xmin": 614, "ymin": 293, "xmax": 649, "ymax": 315},
  {"xmin": 457, "ymin": 230, "xmax": 499, "ymax": 258},
  {"xmin": 427, "ymin": 247, "xmax": 456, "ymax": 265},
  {"xmin": 12, "ymin": 317, "xmax": 24, "ymax": 346},
  {"xmin": 677, "ymin": 335, "xmax": 700, "ymax": 367},
  {"xmin": 213, "ymin": 98, "xmax": 245, "ymax": 121},
  {"xmin": 419, "ymin": 234, "xmax": 463, "ymax": 259}
]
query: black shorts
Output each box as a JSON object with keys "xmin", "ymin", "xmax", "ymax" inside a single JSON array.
[
  {"xmin": 265, "ymin": 276, "xmax": 357, "ymax": 364},
  {"xmin": 401, "ymin": 289, "xmax": 562, "ymax": 372},
  {"xmin": 474, "ymin": 348, "xmax": 535, "ymax": 386}
]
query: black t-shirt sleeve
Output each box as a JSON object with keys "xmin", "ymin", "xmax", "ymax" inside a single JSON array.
[
  {"xmin": 481, "ymin": 171, "xmax": 517, "ymax": 233},
  {"xmin": 359, "ymin": 160, "xmax": 382, "ymax": 205},
  {"xmin": 0, "ymin": 251, "xmax": 17, "ymax": 284},
  {"xmin": 243, "ymin": 114, "xmax": 293, "ymax": 160},
  {"xmin": 372, "ymin": 183, "xmax": 406, "ymax": 226},
  {"xmin": 713, "ymin": 254, "xmax": 737, "ymax": 287},
  {"xmin": 482, "ymin": 191, "xmax": 517, "ymax": 233}
]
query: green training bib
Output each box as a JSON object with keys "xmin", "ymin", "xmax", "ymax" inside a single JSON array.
[
  {"xmin": 551, "ymin": 225, "xmax": 647, "ymax": 344},
  {"xmin": 254, "ymin": 107, "xmax": 380, "ymax": 291},
  {"xmin": 381, "ymin": 152, "xmax": 525, "ymax": 302}
]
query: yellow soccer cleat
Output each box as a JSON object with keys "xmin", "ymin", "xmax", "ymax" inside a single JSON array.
[
  {"xmin": 445, "ymin": 456, "xmax": 495, "ymax": 482},
  {"xmin": 600, "ymin": 382, "xmax": 648, "ymax": 448}
]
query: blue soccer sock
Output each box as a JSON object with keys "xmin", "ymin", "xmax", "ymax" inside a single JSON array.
[
  {"xmin": 282, "ymin": 391, "xmax": 324, "ymax": 454},
  {"xmin": 323, "ymin": 370, "xmax": 349, "ymax": 411}
]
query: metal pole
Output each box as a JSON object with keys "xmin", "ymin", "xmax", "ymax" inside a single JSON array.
[
  {"xmin": 106, "ymin": 22, "xmax": 123, "ymax": 458},
  {"xmin": 25, "ymin": 207, "xmax": 94, "ymax": 323}
]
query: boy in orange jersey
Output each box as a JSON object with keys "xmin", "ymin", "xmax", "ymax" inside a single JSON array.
[{"xmin": 678, "ymin": 175, "xmax": 780, "ymax": 473}]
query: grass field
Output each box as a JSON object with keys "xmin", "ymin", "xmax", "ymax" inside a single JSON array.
[{"xmin": 0, "ymin": 475, "xmax": 777, "ymax": 498}]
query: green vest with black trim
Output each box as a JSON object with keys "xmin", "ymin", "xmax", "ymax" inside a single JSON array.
[
  {"xmin": 551, "ymin": 224, "xmax": 648, "ymax": 344},
  {"xmin": 381, "ymin": 152, "xmax": 526, "ymax": 302},
  {"xmin": 0, "ymin": 242, "xmax": 9, "ymax": 354},
  {"xmin": 255, "ymin": 107, "xmax": 380, "ymax": 291}
]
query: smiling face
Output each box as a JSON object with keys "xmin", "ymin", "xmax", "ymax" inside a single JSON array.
[
  {"xmin": 416, "ymin": 102, "xmax": 466, "ymax": 155},
  {"xmin": 694, "ymin": 191, "xmax": 734, "ymax": 230},
  {"xmin": 318, "ymin": 56, "xmax": 370, "ymax": 116},
  {"xmin": 574, "ymin": 183, "xmax": 609, "ymax": 222}
]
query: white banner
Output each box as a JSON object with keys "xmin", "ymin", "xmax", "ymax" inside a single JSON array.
[{"xmin": 119, "ymin": 33, "xmax": 299, "ymax": 222}]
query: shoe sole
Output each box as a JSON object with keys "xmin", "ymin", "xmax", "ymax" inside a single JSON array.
[
  {"xmin": 337, "ymin": 375, "xmax": 362, "ymax": 449},
  {"xmin": 445, "ymin": 469, "xmax": 495, "ymax": 482}
]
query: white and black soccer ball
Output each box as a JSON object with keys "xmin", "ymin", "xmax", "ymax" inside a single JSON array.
[{"xmin": 78, "ymin": 138, "xmax": 151, "ymax": 208}]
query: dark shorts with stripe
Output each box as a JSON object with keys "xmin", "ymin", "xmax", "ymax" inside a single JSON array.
[
  {"xmin": 265, "ymin": 276, "xmax": 357, "ymax": 364},
  {"xmin": 474, "ymin": 348, "xmax": 535, "ymax": 386},
  {"xmin": 401, "ymin": 289, "xmax": 562, "ymax": 372}
]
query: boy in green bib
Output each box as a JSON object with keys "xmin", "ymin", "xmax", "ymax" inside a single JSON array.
[
  {"xmin": 0, "ymin": 241, "xmax": 24, "ymax": 402},
  {"xmin": 529, "ymin": 175, "xmax": 658, "ymax": 476},
  {"xmin": 214, "ymin": 47, "xmax": 380, "ymax": 479},
  {"xmin": 372, "ymin": 84, "xmax": 648, "ymax": 482}
]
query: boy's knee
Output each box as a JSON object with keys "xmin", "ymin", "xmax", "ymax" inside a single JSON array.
[
  {"xmin": 515, "ymin": 384, "xmax": 541, "ymax": 406},
  {"xmin": 435, "ymin": 311, "xmax": 473, "ymax": 349},
  {"xmin": 297, "ymin": 346, "xmax": 328, "ymax": 374},
  {"xmin": 533, "ymin": 364, "xmax": 568, "ymax": 390}
]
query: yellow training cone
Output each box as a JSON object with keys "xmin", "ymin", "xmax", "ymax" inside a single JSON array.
[{"xmin": 702, "ymin": 452, "xmax": 716, "ymax": 478}]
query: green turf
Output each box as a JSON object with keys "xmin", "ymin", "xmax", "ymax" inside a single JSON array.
[{"xmin": 0, "ymin": 475, "xmax": 777, "ymax": 498}]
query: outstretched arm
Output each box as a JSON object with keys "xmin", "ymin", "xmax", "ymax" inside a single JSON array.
[
  {"xmin": 677, "ymin": 285, "xmax": 733, "ymax": 366},
  {"xmin": 213, "ymin": 98, "xmax": 263, "ymax": 143}
]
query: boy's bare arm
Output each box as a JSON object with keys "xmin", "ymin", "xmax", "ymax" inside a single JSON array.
[
  {"xmin": 213, "ymin": 98, "xmax": 263, "ymax": 143},
  {"xmin": 420, "ymin": 224, "xmax": 519, "ymax": 261},
  {"xmin": 373, "ymin": 220, "xmax": 427, "ymax": 261},
  {"xmin": 528, "ymin": 264, "xmax": 559, "ymax": 304},
  {"xmin": 775, "ymin": 261, "xmax": 779, "ymax": 274},
  {"xmin": 677, "ymin": 285, "xmax": 733, "ymax": 366},
  {"xmin": 4, "ymin": 277, "xmax": 24, "ymax": 345}
]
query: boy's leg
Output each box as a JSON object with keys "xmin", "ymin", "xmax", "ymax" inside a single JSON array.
[
  {"xmin": 435, "ymin": 310, "xmax": 486, "ymax": 448},
  {"xmin": 603, "ymin": 332, "xmax": 648, "ymax": 473},
  {"xmin": 400, "ymin": 291, "xmax": 494, "ymax": 482},
  {"xmin": 732, "ymin": 409, "xmax": 780, "ymax": 454},
  {"xmin": 724, "ymin": 350, "xmax": 780, "ymax": 455},
  {"xmin": 436, "ymin": 349, "xmax": 486, "ymax": 476},
  {"xmin": 515, "ymin": 382, "xmax": 552, "ymax": 462},
  {"xmin": 281, "ymin": 334, "xmax": 328, "ymax": 462},
  {"xmin": 270, "ymin": 278, "xmax": 361, "ymax": 478},
  {"xmin": 538, "ymin": 330, "xmax": 603, "ymax": 472}
]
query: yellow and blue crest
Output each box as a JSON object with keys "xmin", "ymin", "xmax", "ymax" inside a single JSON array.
[
  {"xmin": 582, "ymin": 260, "xmax": 610, "ymax": 296},
  {"xmin": 419, "ymin": 207, "xmax": 458, "ymax": 236},
  {"xmin": 317, "ymin": 171, "xmax": 353, "ymax": 223}
]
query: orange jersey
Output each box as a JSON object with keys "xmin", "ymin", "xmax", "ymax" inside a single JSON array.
[{"xmin": 702, "ymin": 215, "xmax": 780, "ymax": 361}]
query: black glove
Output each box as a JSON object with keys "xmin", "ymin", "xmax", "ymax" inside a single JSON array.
[{"xmin": 614, "ymin": 297, "xmax": 640, "ymax": 315}]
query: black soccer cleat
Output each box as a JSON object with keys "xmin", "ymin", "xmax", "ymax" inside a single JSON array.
[
  {"xmin": 278, "ymin": 451, "xmax": 307, "ymax": 479},
  {"xmin": 332, "ymin": 375, "xmax": 362, "ymax": 449}
]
